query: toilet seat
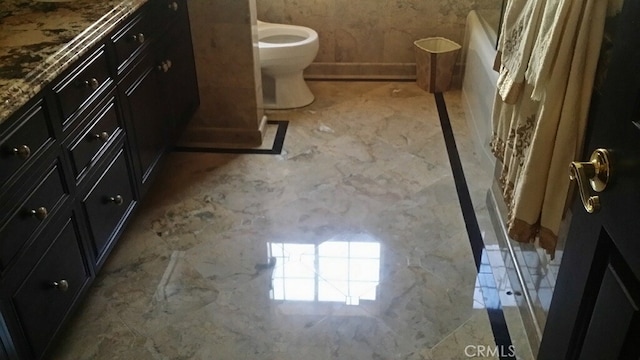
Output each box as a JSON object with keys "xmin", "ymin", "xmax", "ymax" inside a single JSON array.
[{"xmin": 258, "ymin": 22, "xmax": 318, "ymax": 49}]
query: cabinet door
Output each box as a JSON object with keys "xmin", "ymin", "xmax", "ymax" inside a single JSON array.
[
  {"xmin": 10, "ymin": 214, "xmax": 91, "ymax": 359},
  {"xmin": 81, "ymin": 147, "xmax": 136, "ymax": 268},
  {"xmin": 120, "ymin": 54, "xmax": 168, "ymax": 195},
  {"xmin": 158, "ymin": 0, "xmax": 199, "ymax": 140}
]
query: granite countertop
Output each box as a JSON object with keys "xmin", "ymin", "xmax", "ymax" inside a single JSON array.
[{"xmin": 0, "ymin": 0, "xmax": 149, "ymax": 125}]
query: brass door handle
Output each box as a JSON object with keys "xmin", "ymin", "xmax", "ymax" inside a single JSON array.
[{"xmin": 569, "ymin": 148, "xmax": 611, "ymax": 214}]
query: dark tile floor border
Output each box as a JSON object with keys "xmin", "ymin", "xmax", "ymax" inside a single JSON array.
[
  {"xmin": 435, "ymin": 92, "xmax": 516, "ymax": 360},
  {"xmin": 173, "ymin": 120, "xmax": 289, "ymax": 155}
]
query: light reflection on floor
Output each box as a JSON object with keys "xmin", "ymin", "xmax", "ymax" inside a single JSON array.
[{"xmin": 269, "ymin": 235, "xmax": 381, "ymax": 305}]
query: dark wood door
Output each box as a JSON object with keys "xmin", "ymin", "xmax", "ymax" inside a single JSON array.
[{"xmin": 538, "ymin": 1, "xmax": 640, "ymax": 359}]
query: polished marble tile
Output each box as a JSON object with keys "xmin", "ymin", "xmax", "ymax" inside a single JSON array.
[{"xmin": 48, "ymin": 82, "xmax": 536, "ymax": 360}]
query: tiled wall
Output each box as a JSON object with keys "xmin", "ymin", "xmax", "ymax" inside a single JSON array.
[
  {"xmin": 181, "ymin": 0, "xmax": 503, "ymax": 145},
  {"xmin": 183, "ymin": 0, "xmax": 266, "ymax": 146},
  {"xmin": 257, "ymin": 0, "xmax": 503, "ymax": 79}
]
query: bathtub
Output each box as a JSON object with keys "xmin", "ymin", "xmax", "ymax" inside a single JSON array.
[
  {"xmin": 461, "ymin": 10, "xmax": 498, "ymax": 170},
  {"xmin": 466, "ymin": 10, "xmax": 548, "ymax": 355}
]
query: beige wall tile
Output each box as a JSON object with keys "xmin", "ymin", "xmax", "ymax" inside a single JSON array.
[
  {"xmin": 187, "ymin": 0, "xmax": 264, "ymax": 145},
  {"xmin": 257, "ymin": 0, "xmax": 503, "ymax": 77}
]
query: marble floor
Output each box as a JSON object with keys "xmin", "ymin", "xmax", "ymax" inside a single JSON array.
[{"xmin": 50, "ymin": 82, "xmax": 534, "ymax": 360}]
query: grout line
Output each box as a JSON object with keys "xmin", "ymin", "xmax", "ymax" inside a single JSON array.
[{"xmin": 434, "ymin": 92, "xmax": 515, "ymax": 360}]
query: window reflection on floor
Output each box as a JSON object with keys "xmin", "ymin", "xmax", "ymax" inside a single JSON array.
[{"xmin": 268, "ymin": 235, "xmax": 381, "ymax": 305}]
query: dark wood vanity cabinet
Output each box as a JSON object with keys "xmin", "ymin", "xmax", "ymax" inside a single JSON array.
[
  {"xmin": 0, "ymin": 97, "xmax": 87, "ymax": 360},
  {"xmin": 0, "ymin": 0, "xmax": 199, "ymax": 358},
  {"xmin": 119, "ymin": 0, "xmax": 198, "ymax": 197}
]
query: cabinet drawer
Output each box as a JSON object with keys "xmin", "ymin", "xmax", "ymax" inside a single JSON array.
[
  {"xmin": 82, "ymin": 148, "xmax": 135, "ymax": 263},
  {"xmin": 112, "ymin": 12, "xmax": 152, "ymax": 72},
  {"xmin": 67, "ymin": 96, "xmax": 122, "ymax": 182},
  {"xmin": 0, "ymin": 161, "xmax": 68, "ymax": 273},
  {"xmin": 53, "ymin": 46, "xmax": 111, "ymax": 126},
  {"xmin": 0, "ymin": 101, "xmax": 54, "ymax": 191},
  {"xmin": 12, "ymin": 216, "xmax": 90, "ymax": 359}
]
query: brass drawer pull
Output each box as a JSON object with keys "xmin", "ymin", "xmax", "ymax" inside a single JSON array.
[
  {"xmin": 11, "ymin": 144, "xmax": 31, "ymax": 159},
  {"xmin": 131, "ymin": 33, "xmax": 145, "ymax": 44},
  {"xmin": 84, "ymin": 78, "xmax": 100, "ymax": 90},
  {"xmin": 157, "ymin": 60, "xmax": 172, "ymax": 73},
  {"xmin": 168, "ymin": 1, "xmax": 178, "ymax": 11},
  {"xmin": 91, "ymin": 131, "xmax": 110, "ymax": 142},
  {"xmin": 109, "ymin": 195, "xmax": 124, "ymax": 205},
  {"xmin": 29, "ymin": 207, "xmax": 48, "ymax": 220},
  {"xmin": 52, "ymin": 280, "xmax": 69, "ymax": 292}
]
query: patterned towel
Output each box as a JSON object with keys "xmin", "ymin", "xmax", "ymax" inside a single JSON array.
[
  {"xmin": 495, "ymin": 0, "xmax": 546, "ymax": 104},
  {"xmin": 491, "ymin": 0, "xmax": 608, "ymax": 258}
]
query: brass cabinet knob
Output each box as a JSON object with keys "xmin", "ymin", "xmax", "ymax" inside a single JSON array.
[
  {"xmin": 168, "ymin": 1, "xmax": 179, "ymax": 11},
  {"xmin": 92, "ymin": 131, "xmax": 110, "ymax": 142},
  {"xmin": 109, "ymin": 195, "xmax": 124, "ymax": 205},
  {"xmin": 52, "ymin": 280, "xmax": 69, "ymax": 292},
  {"xmin": 131, "ymin": 33, "xmax": 145, "ymax": 44},
  {"xmin": 30, "ymin": 207, "xmax": 48, "ymax": 220},
  {"xmin": 85, "ymin": 78, "xmax": 100, "ymax": 90},
  {"xmin": 157, "ymin": 60, "xmax": 172, "ymax": 73},
  {"xmin": 11, "ymin": 144, "xmax": 31, "ymax": 159},
  {"xmin": 569, "ymin": 148, "xmax": 611, "ymax": 214}
]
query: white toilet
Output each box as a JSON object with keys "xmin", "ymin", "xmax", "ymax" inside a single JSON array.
[{"xmin": 257, "ymin": 20, "xmax": 319, "ymax": 109}]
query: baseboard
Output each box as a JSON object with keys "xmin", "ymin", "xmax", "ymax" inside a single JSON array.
[
  {"xmin": 304, "ymin": 62, "xmax": 416, "ymax": 80},
  {"xmin": 178, "ymin": 124, "xmax": 264, "ymax": 148},
  {"xmin": 304, "ymin": 62, "xmax": 464, "ymax": 87}
]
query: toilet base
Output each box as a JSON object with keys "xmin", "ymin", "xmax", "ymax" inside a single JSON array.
[{"xmin": 262, "ymin": 71, "xmax": 314, "ymax": 109}]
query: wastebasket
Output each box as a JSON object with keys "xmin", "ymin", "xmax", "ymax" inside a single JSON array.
[{"xmin": 414, "ymin": 37, "xmax": 461, "ymax": 93}]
